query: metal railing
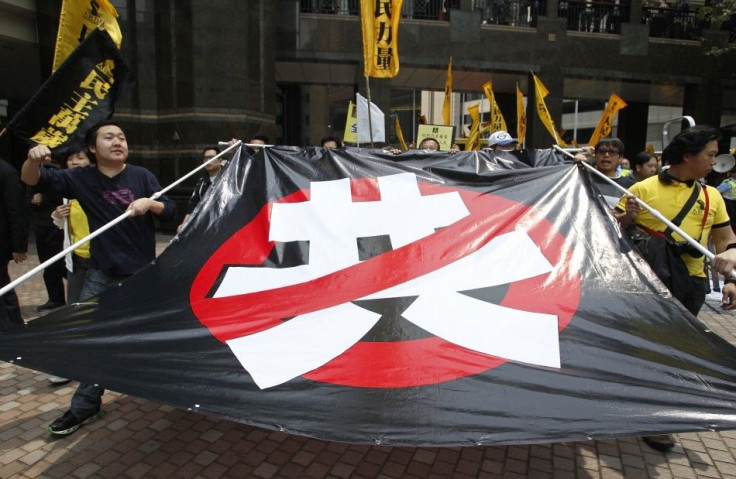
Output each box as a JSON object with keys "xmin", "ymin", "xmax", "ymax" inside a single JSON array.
[
  {"xmin": 558, "ymin": 1, "xmax": 629, "ymax": 34},
  {"xmin": 299, "ymin": 0, "xmax": 734, "ymax": 42},
  {"xmin": 642, "ymin": 6, "xmax": 701, "ymax": 40}
]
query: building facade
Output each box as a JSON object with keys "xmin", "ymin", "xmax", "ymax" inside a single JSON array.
[{"xmin": 1, "ymin": 0, "xmax": 735, "ymax": 225}]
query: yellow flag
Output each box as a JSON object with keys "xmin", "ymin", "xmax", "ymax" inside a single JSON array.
[
  {"xmin": 588, "ymin": 93, "xmax": 628, "ymax": 146},
  {"xmin": 466, "ymin": 104, "xmax": 481, "ymax": 151},
  {"xmin": 361, "ymin": 0, "xmax": 404, "ymax": 78},
  {"xmin": 343, "ymin": 101, "xmax": 358, "ymax": 144},
  {"xmin": 442, "ymin": 57, "xmax": 453, "ymax": 126},
  {"xmin": 482, "ymin": 81, "xmax": 508, "ymax": 133},
  {"xmin": 532, "ymin": 74, "xmax": 567, "ymax": 147},
  {"xmin": 516, "ymin": 83, "xmax": 526, "ymax": 148},
  {"xmin": 52, "ymin": 0, "xmax": 122, "ymax": 72},
  {"xmin": 395, "ymin": 115, "xmax": 408, "ymax": 151}
]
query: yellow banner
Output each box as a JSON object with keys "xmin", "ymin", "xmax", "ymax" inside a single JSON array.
[
  {"xmin": 532, "ymin": 74, "xmax": 566, "ymax": 147},
  {"xmin": 516, "ymin": 83, "xmax": 526, "ymax": 148},
  {"xmin": 53, "ymin": 0, "xmax": 122, "ymax": 72},
  {"xmin": 466, "ymin": 104, "xmax": 481, "ymax": 151},
  {"xmin": 482, "ymin": 81, "xmax": 508, "ymax": 133},
  {"xmin": 442, "ymin": 57, "xmax": 453, "ymax": 126},
  {"xmin": 343, "ymin": 101, "xmax": 358, "ymax": 144},
  {"xmin": 588, "ymin": 93, "xmax": 628, "ymax": 146},
  {"xmin": 395, "ymin": 115, "xmax": 408, "ymax": 151},
  {"xmin": 361, "ymin": 0, "xmax": 404, "ymax": 78}
]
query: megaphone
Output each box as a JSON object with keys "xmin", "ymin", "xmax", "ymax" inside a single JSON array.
[{"xmin": 713, "ymin": 154, "xmax": 736, "ymax": 173}]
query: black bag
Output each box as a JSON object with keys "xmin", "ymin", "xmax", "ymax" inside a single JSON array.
[
  {"xmin": 631, "ymin": 181, "xmax": 704, "ymax": 303},
  {"xmin": 632, "ymin": 234, "xmax": 691, "ymax": 300}
]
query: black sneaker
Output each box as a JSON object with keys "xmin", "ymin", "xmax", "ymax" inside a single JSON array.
[
  {"xmin": 643, "ymin": 434, "xmax": 676, "ymax": 451},
  {"xmin": 37, "ymin": 301, "xmax": 65, "ymax": 312},
  {"xmin": 47, "ymin": 409, "xmax": 100, "ymax": 436}
]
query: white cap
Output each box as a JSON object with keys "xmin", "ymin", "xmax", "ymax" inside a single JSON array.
[{"xmin": 488, "ymin": 131, "xmax": 518, "ymax": 147}]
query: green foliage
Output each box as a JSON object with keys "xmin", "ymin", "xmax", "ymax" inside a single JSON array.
[{"xmin": 698, "ymin": 0, "xmax": 736, "ymax": 28}]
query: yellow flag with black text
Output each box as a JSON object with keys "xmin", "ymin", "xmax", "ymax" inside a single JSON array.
[
  {"xmin": 466, "ymin": 104, "xmax": 481, "ymax": 151},
  {"xmin": 361, "ymin": 0, "xmax": 404, "ymax": 78},
  {"xmin": 53, "ymin": 0, "xmax": 122, "ymax": 72},
  {"xmin": 516, "ymin": 83, "xmax": 526, "ymax": 148},
  {"xmin": 395, "ymin": 115, "xmax": 408, "ymax": 151},
  {"xmin": 482, "ymin": 81, "xmax": 508, "ymax": 133},
  {"xmin": 532, "ymin": 74, "xmax": 566, "ymax": 146},
  {"xmin": 442, "ymin": 57, "xmax": 453, "ymax": 126},
  {"xmin": 588, "ymin": 93, "xmax": 628, "ymax": 146},
  {"xmin": 343, "ymin": 101, "xmax": 358, "ymax": 144}
]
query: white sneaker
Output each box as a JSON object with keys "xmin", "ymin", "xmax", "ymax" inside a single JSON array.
[{"xmin": 48, "ymin": 376, "xmax": 71, "ymax": 385}]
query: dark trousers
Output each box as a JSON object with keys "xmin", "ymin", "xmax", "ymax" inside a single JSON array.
[
  {"xmin": 70, "ymin": 269, "xmax": 130, "ymax": 417},
  {"xmin": 0, "ymin": 260, "xmax": 23, "ymax": 331},
  {"xmin": 36, "ymin": 226, "xmax": 66, "ymax": 304}
]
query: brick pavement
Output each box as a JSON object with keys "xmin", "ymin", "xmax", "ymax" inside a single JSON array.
[{"xmin": 3, "ymin": 235, "xmax": 736, "ymax": 478}]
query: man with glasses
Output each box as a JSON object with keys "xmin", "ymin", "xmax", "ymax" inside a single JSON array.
[
  {"xmin": 178, "ymin": 146, "xmax": 222, "ymax": 233},
  {"xmin": 575, "ymin": 138, "xmax": 635, "ymax": 209}
]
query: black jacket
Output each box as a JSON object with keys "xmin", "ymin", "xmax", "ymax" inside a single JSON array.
[{"xmin": 0, "ymin": 159, "xmax": 29, "ymax": 261}]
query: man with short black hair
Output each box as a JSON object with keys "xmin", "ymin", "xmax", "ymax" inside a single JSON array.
[
  {"xmin": 178, "ymin": 146, "xmax": 222, "ymax": 232},
  {"xmin": 418, "ymin": 137, "xmax": 440, "ymax": 151},
  {"xmin": 22, "ymin": 120, "xmax": 176, "ymax": 436},
  {"xmin": 616, "ymin": 126, "xmax": 736, "ymax": 450}
]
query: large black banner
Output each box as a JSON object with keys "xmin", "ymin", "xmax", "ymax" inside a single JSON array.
[
  {"xmin": 4, "ymin": 29, "xmax": 133, "ymax": 157},
  {"xmin": 3, "ymin": 147, "xmax": 736, "ymax": 446}
]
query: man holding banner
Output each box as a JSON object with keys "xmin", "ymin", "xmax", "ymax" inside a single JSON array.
[
  {"xmin": 21, "ymin": 121, "xmax": 176, "ymax": 436},
  {"xmin": 616, "ymin": 126, "xmax": 736, "ymax": 313}
]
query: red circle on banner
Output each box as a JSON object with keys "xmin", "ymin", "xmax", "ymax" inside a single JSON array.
[{"xmin": 190, "ymin": 178, "xmax": 581, "ymax": 388}]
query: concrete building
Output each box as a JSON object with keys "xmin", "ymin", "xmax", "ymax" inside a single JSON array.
[{"xmin": 1, "ymin": 0, "xmax": 735, "ymax": 225}]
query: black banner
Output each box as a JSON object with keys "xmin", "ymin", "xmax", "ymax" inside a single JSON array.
[
  {"xmin": 3, "ymin": 147, "xmax": 736, "ymax": 446},
  {"xmin": 5, "ymin": 29, "xmax": 133, "ymax": 157}
]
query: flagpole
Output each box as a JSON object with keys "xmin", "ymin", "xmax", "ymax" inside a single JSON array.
[
  {"xmin": 552, "ymin": 145, "xmax": 726, "ymax": 268},
  {"xmin": 0, "ymin": 140, "xmax": 243, "ymax": 298},
  {"xmin": 365, "ymin": 76, "xmax": 375, "ymax": 147}
]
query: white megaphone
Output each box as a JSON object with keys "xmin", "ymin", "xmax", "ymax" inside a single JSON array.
[{"xmin": 713, "ymin": 154, "xmax": 736, "ymax": 173}]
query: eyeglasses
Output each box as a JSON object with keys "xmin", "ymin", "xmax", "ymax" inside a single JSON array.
[{"xmin": 596, "ymin": 148, "xmax": 620, "ymax": 156}]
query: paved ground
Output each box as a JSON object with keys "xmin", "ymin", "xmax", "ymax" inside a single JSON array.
[{"xmin": 3, "ymin": 235, "xmax": 736, "ymax": 478}]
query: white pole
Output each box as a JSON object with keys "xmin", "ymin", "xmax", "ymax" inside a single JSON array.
[
  {"xmin": 0, "ymin": 141, "xmax": 243, "ymax": 298},
  {"xmin": 552, "ymin": 144, "xmax": 719, "ymax": 264}
]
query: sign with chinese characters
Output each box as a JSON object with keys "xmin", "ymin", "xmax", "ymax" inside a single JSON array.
[
  {"xmin": 361, "ymin": 0, "xmax": 404, "ymax": 78},
  {"xmin": 417, "ymin": 124, "xmax": 456, "ymax": 151}
]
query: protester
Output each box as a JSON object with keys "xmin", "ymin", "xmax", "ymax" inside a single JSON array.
[
  {"xmin": 575, "ymin": 138, "xmax": 636, "ymax": 209},
  {"xmin": 717, "ymin": 165, "xmax": 736, "ymax": 234},
  {"xmin": 0, "ymin": 157, "xmax": 29, "ymax": 333},
  {"xmin": 320, "ymin": 135, "xmax": 342, "ymax": 148},
  {"xmin": 248, "ymin": 133, "xmax": 269, "ymax": 155},
  {"xmin": 487, "ymin": 130, "xmax": 518, "ymax": 151},
  {"xmin": 21, "ymin": 120, "xmax": 176, "ymax": 436},
  {"xmin": 418, "ymin": 137, "xmax": 440, "ymax": 151},
  {"xmin": 177, "ymin": 147, "xmax": 222, "ymax": 233},
  {"xmin": 28, "ymin": 162, "xmax": 66, "ymax": 311},
  {"xmin": 46, "ymin": 148, "xmax": 94, "ymax": 386},
  {"xmin": 614, "ymin": 125, "xmax": 736, "ymax": 451},
  {"xmin": 629, "ymin": 151, "xmax": 659, "ymax": 182}
]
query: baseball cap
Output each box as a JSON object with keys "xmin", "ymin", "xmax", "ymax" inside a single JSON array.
[{"xmin": 488, "ymin": 131, "xmax": 518, "ymax": 147}]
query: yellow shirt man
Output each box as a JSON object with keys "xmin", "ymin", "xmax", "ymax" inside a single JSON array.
[{"xmin": 616, "ymin": 175, "xmax": 730, "ymax": 278}]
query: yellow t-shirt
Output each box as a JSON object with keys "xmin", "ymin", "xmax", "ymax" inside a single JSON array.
[
  {"xmin": 69, "ymin": 199, "xmax": 91, "ymax": 259},
  {"xmin": 616, "ymin": 176, "xmax": 730, "ymax": 278}
]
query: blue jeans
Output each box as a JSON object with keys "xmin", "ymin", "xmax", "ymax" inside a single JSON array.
[{"xmin": 70, "ymin": 269, "xmax": 130, "ymax": 418}]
